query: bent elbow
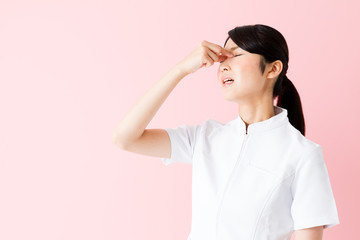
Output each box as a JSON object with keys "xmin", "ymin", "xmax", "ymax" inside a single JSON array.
[{"xmin": 112, "ymin": 130, "xmax": 127, "ymax": 149}]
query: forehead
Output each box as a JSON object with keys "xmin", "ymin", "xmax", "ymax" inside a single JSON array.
[
  {"xmin": 224, "ymin": 38, "xmax": 256, "ymax": 56},
  {"xmin": 224, "ymin": 38, "xmax": 241, "ymax": 51},
  {"xmin": 224, "ymin": 37, "xmax": 263, "ymax": 62}
]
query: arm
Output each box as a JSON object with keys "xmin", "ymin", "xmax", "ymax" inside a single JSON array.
[
  {"xmin": 112, "ymin": 65, "xmax": 187, "ymax": 149},
  {"xmin": 294, "ymin": 226, "xmax": 323, "ymax": 240},
  {"xmin": 112, "ymin": 41, "xmax": 233, "ymax": 158}
]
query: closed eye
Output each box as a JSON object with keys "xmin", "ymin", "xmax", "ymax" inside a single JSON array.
[{"xmin": 219, "ymin": 54, "xmax": 242, "ymax": 63}]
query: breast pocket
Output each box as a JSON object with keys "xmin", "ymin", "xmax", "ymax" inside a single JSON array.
[
  {"xmin": 244, "ymin": 162, "xmax": 277, "ymax": 195},
  {"xmin": 248, "ymin": 156, "xmax": 279, "ymax": 176}
]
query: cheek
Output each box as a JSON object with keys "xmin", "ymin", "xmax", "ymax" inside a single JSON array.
[
  {"xmin": 243, "ymin": 61, "xmax": 263, "ymax": 79},
  {"xmin": 235, "ymin": 64, "xmax": 259, "ymax": 80},
  {"xmin": 235, "ymin": 67, "xmax": 263, "ymax": 90}
]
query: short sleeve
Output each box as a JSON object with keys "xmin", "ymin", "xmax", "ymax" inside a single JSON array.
[
  {"xmin": 291, "ymin": 145, "xmax": 340, "ymax": 230},
  {"xmin": 161, "ymin": 123, "xmax": 202, "ymax": 166}
]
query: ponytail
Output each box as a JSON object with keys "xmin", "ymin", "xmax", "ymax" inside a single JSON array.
[{"xmin": 275, "ymin": 75, "xmax": 306, "ymax": 136}]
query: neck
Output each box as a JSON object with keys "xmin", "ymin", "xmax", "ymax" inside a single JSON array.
[{"xmin": 237, "ymin": 100, "xmax": 275, "ymax": 133}]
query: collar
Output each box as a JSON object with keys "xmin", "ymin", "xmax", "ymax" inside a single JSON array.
[{"xmin": 232, "ymin": 106, "xmax": 289, "ymax": 135}]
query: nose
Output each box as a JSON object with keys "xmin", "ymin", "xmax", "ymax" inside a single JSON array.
[{"xmin": 220, "ymin": 64, "xmax": 229, "ymax": 72}]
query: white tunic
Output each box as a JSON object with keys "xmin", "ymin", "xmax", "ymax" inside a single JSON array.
[{"xmin": 161, "ymin": 106, "xmax": 340, "ymax": 240}]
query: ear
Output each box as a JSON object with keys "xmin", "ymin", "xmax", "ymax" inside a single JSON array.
[{"xmin": 266, "ymin": 60, "xmax": 283, "ymax": 79}]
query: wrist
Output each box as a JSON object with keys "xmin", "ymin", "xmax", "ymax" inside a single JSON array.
[{"xmin": 171, "ymin": 63, "xmax": 190, "ymax": 78}]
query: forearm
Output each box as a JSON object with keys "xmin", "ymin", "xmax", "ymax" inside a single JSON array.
[{"xmin": 112, "ymin": 64, "xmax": 188, "ymax": 148}]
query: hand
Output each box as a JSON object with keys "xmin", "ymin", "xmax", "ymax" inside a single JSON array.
[{"xmin": 175, "ymin": 40, "xmax": 234, "ymax": 75}]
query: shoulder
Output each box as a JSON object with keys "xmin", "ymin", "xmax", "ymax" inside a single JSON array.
[
  {"xmin": 287, "ymin": 123, "xmax": 320, "ymax": 148},
  {"xmin": 285, "ymin": 123, "xmax": 324, "ymax": 167},
  {"xmin": 200, "ymin": 118, "xmax": 227, "ymax": 131}
]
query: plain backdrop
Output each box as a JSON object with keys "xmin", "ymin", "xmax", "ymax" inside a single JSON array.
[{"xmin": 0, "ymin": 0, "xmax": 358, "ymax": 239}]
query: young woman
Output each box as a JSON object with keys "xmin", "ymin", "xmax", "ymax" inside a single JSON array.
[{"xmin": 113, "ymin": 24, "xmax": 340, "ymax": 240}]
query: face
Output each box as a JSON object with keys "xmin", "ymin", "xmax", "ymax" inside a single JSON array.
[{"xmin": 217, "ymin": 38, "xmax": 273, "ymax": 103}]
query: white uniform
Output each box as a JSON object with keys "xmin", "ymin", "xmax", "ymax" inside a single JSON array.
[{"xmin": 161, "ymin": 106, "xmax": 340, "ymax": 240}]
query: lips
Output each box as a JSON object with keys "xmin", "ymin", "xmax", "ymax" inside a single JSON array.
[{"xmin": 221, "ymin": 76, "xmax": 234, "ymax": 85}]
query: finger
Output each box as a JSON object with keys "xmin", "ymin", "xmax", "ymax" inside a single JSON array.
[
  {"xmin": 208, "ymin": 49, "xmax": 231, "ymax": 64},
  {"xmin": 203, "ymin": 49, "xmax": 219, "ymax": 68},
  {"xmin": 201, "ymin": 40, "xmax": 234, "ymax": 57},
  {"xmin": 203, "ymin": 57, "xmax": 213, "ymax": 68},
  {"xmin": 209, "ymin": 50, "xmax": 231, "ymax": 63},
  {"xmin": 220, "ymin": 48, "xmax": 234, "ymax": 57},
  {"xmin": 202, "ymin": 54, "xmax": 214, "ymax": 68},
  {"xmin": 218, "ymin": 54, "xmax": 229, "ymax": 62},
  {"xmin": 202, "ymin": 60, "xmax": 211, "ymax": 68},
  {"xmin": 207, "ymin": 48, "xmax": 219, "ymax": 63}
]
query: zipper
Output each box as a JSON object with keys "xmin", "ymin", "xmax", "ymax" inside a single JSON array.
[{"xmin": 215, "ymin": 132, "xmax": 249, "ymax": 240}]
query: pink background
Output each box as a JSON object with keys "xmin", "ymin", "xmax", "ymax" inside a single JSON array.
[{"xmin": 0, "ymin": 0, "xmax": 358, "ymax": 239}]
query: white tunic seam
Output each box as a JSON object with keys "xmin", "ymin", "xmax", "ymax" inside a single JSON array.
[{"xmin": 251, "ymin": 172, "xmax": 296, "ymax": 239}]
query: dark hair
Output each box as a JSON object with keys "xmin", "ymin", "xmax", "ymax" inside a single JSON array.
[{"xmin": 223, "ymin": 24, "xmax": 306, "ymax": 136}]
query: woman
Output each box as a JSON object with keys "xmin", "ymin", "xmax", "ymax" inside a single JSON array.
[{"xmin": 113, "ymin": 24, "xmax": 340, "ymax": 240}]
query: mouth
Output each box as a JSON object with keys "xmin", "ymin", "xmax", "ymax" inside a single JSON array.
[{"xmin": 221, "ymin": 77, "xmax": 235, "ymax": 86}]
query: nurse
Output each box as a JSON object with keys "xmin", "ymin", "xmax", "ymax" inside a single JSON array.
[{"xmin": 113, "ymin": 24, "xmax": 340, "ymax": 240}]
